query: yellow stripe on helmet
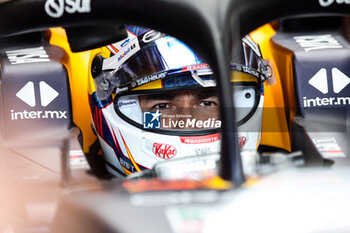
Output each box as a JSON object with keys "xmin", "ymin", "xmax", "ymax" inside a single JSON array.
[
  {"xmin": 118, "ymin": 129, "xmax": 142, "ymax": 173},
  {"xmin": 231, "ymin": 71, "xmax": 259, "ymax": 83}
]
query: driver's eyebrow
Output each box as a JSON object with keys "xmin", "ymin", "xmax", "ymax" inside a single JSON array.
[
  {"xmin": 194, "ymin": 89, "xmax": 218, "ymax": 99},
  {"xmin": 145, "ymin": 93, "xmax": 177, "ymax": 101}
]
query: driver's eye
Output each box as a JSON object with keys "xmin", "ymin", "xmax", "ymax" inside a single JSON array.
[
  {"xmin": 199, "ymin": 101, "xmax": 217, "ymax": 107},
  {"xmin": 153, "ymin": 103, "xmax": 170, "ymax": 109},
  {"xmin": 245, "ymin": 92, "xmax": 251, "ymax": 99}
]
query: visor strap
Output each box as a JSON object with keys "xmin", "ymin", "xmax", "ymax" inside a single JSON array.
[{"xmin": 191, "ymin": 71, "xmax": 216, "ymax": 87}]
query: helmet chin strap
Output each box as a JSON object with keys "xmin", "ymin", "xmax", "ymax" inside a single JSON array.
[{"xmin": 191, "ymin": 70, "xmax": 216, "ymax": 87}]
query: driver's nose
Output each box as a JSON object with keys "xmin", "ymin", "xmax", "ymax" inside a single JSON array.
[{"xmin": 175, "ymin": 92, "xmax": 193, "ymax": 115}]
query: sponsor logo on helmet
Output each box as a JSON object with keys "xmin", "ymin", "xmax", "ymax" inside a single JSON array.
[
  {"xmin": 232, "ymin": 64, "xmax": 260, "ymax": 78},
  {"xmin": 180, "ymin": 134, "xmax": 220, "ymax": 144},
  {"xmin": 116, "ymin": 87, "xmax": 129, "ymax": 94},
  {"xmin": 319, "ymin": 0, "xmax": 350, "ymax": 7},
  {"xmin": 117, "ymin": 43, "xmax": 137, "ymax": 62},
  {"xmin": 44, "ymin": 0, "xmax": 91, "ymax": 18},
  {"xmin": 119, "ymin": 157, "xmax": 136, "ymax": 172},
  {"xmin": 135, "ymin": 72, "xmax": 167, "ymax": 86},
  {"xmin": 118, "ymin": 100, "xmax": 137, "ymax": 108},
  {"xmin": 142, "ymin": 30, "xmax": 163, "ymax": 44},
  {"xmin": 152, "ymin": 143, "xmax": 177, "ymax": 159},
  {"xmin": 181, "ymin": 63, "xmax": 210, "ymax": 72},
  {"xmin": 121, "ymin": 38, "xmax": 131, "ymax": 47},
  {"xmin": 103, "ymin": 32, "xmax": 141, "ymax": 70},
  {"xmin": 239, "ymin": 136, "xmax": 247, "ymax": 150}
]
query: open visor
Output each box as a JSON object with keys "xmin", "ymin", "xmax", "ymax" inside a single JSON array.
[
  {"xmin": 94, "ymin": 33, "xmax": 271, "ymax": 100},
  {"xmin": 115, "ymin": 82, "xmax": 261, "ymax": 134},
  {"xmin": 94, "ymin": 33, "xmax": 212, "ymax": 100},
  {"xmin": 231, "ymin": 36, "xmax": 273, "ymax": 81}
]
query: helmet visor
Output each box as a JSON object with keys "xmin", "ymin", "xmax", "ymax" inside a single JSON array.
[
  {"xmin": 95, "ymin": 34, "xmax": 211, "ymax": 100},
  {"xmin": 115, "ymin": 83, "xmax": 260, "ymax": 133},
  {"xmin": 95, "ymin": 32, "xmax": 270, "ymax": 101},
  {"xmin": 116, "ymin": 88, "xmax": 220, "ymax": 132},
  {"xmin": 231, "ymin": 36, "xmax": 272, "ymax": 81}
]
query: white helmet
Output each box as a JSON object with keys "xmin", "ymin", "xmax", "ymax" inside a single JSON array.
[{"xmin": 89, "ymin": 26, "xmax": 272, "ymax": 177}]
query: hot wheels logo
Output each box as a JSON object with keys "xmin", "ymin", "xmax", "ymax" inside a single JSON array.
[{"xmin": 152, "ymin": 143, "xmax": 177, "ymax": 159}]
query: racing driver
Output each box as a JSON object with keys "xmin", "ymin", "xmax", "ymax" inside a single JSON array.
[{"xmin": 87, "ymin": 26, "xmax": 273, "ymax": 177}]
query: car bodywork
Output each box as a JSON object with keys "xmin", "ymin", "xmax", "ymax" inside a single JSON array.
[{"xmin": 0, "ymin": 0, "xmax": 350, "ymax": 233}]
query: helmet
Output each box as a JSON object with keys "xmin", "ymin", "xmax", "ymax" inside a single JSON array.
[
  {"xmin": 233, "ymin": 36, "xmax": 274, "ymax": 150},
  {"xmin": 88, "ymin": 26, "xmax": 273, "ymax": 177}
]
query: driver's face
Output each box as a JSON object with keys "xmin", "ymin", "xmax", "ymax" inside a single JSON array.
[{"xmin": 138, "ymin": 89, "xmax": 219, "ymax": 128}]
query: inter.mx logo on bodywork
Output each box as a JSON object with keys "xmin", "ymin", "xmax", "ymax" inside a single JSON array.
[
  {"xmin": 11, "ymin": 81, "xmax": 67, "ymax": 120},
  {"xmin": 303, "ymin": 68, "xmax": 350, "ymax": 107}
]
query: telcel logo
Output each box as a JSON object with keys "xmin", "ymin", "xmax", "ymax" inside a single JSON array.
[
  {"xmin": 319, "ymin": 0, "xmax": 350, "ymax": 7},
  {"xmin": 11, "ymin": 81, "xmax": 68, "ymax": 120}
]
